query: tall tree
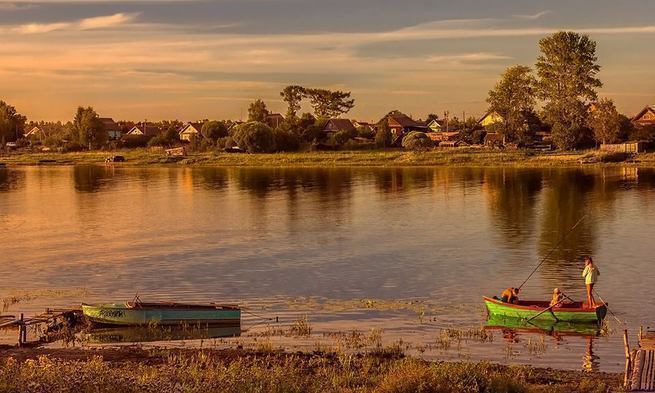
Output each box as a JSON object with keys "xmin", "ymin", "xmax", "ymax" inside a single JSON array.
[
  {"xmin": 247, "ymin": 99, "xmax": 270, "ymax": 123},
  {"xmin": 72, "ymin": 106, "xmax": 105, "ymax": 149},
  {"xmin": 0, "ymin": 100, "xmax": 27, "ymax": 144},
  {"xmin": 588, "ymin": 98, "xmax": 621, "ymax": 145},
  {"xmin": 305, "ymin": 89, "xmax": 355, "ymax": 119},
  {"xmin": 280, "ymin": 85, "xmax": 306, "ymax": 120},
  {"xmin": 536, "ymin": 31, "xmax": 602, "ymax": 150},
  {"xmin": 486, "ymin": 65, "xmax": 537, "ymax": 143}
]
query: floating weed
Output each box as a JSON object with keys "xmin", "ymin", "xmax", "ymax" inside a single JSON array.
[
  {"xmin": 525, "ymin": 336, "xmax": 547, "ymax": 356},
  {"xmin": 288, "ymin": 316, "xmax": 312, "ymax": 337}
]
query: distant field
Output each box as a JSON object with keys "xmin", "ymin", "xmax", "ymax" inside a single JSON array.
[{"xmin": 1, "ymin": 148, "xmax": 655, "ymax": 167}]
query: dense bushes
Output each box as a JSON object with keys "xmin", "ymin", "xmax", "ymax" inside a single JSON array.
[
  {"xmin": 402, "ymin": 131, "xmax": 434, "ymax": 151},
  {"xmin": 231, "ymin": 122, "xmax": 276, "ymax": 153}
]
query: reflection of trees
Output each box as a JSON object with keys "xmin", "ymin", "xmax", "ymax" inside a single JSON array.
[
  {"xmin": 371, "ymin": 168, "xmax": 436, "ymax": 195},
  {"xmin": 539, "ymin": 169, "xmax": 597, "ymax": 267},
  {"xmin": 73, "ymin": 165, "xmax": 117, "ymax": 193},
  {"xmin": 0, "ymin": 169, "xmax": 25, "ymax": 192},
  {"xmin": 484, "ymin": 168, "xmax": 543, "ymax": 248},
  {"xmin": 194, "ymin": 168, "xmax": 229, "ymax": 190}
]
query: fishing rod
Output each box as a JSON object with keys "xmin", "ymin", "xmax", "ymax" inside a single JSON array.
[{"xmin": 517, "ymin": 214, "xmax": 587, "ymax": 291}]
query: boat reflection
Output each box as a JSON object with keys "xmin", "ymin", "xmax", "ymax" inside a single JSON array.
[
  {"xmin": 485, "ymin": 314, "xmax": 603, "ymax": 337},
  {"xmin": 486, "ymin": 314, "xmax": 602, "ymax": 372},
  {"xmin": 83, "ymin": 324, "xmax": 241, "ymax": 344}
]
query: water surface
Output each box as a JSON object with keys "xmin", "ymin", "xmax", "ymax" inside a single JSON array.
[{"xmin": 1, "ymin": 165, "xmax": 654, "ymax": 371}]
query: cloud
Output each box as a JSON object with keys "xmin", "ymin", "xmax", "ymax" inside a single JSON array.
[
  {"xmin": 425, "ymin": 53, "xmax": 511, "ymax": 63},
  {"xmin": 11, "ymin": 12, "xmax": 138, "ymax": 34},
  {"xmin": 13, "ymin": 22, "xmax": 71, "ymax": 34},
  {"xmin": 0, "ymin": 2, "xmax": 37, "ymax": 10},
  {"xmin": 512, "ymin": 11, "xmax": 552, "ymax": 20},
  {"xmin": 79, "ymin": 13, "xmax": 138, "ymax": 30}
]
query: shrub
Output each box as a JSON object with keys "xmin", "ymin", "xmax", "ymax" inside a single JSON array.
[
  {"xmin": 329, "ymin": 130, "xmax": 354, "ymax": 146},
  {"xmin": 231, "ymin": 121, "xmax": 275, "ymax": 153},
  {"xmin": 216, "ymin": 136, "xmax": 237, "ymax": 150},
  {"xmin": 402, "ymin": 131, "xmax": 434, "ymax": 151},
  {"xmin": 375, "ymin": 127, "xmax": 391, "ymax": 148},
  {"xmin": 273, "ymin": 129, "xmax": 300, "ymax": 152}
]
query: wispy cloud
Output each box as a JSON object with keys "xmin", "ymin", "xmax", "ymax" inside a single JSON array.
[
  {"xmin": 11, "ymin": 12, "xmax": 138, "ymax": 34},
  {"xmin": 79, "ymin": 13, "xmax": 138, "ymax": 30},
  {"xmin": 512, "ymin": 11, "xmax": 552, "ymax": 20},
  {"xmin": 426, "ymin": 53, "xmax": 511, "ymax": 63},
  {"xmin": 0, "ymin": 2, "xmax": 37, "ymax": 10}
]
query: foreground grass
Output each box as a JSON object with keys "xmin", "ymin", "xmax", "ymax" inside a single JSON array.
[
  {"xmin": 0, "ymin": 347, "xmax": 620, "ymax": 393},
  {"xmin": 2, "ymin": 148, "xmax": 655, "ymax": 168}
]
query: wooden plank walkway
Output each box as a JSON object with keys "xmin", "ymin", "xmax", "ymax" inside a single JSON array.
[{"xmin": 630, "ymin": 330, "xmax": 655, "ymax": 391}]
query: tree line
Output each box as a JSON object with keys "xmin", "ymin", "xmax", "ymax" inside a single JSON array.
[{"xmin": 485, "ymin": 31, "xmax": 644, "ymax": 149}]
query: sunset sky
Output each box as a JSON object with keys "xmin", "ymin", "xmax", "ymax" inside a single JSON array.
[{"xmin": 1, "ymin": 0, "xmax": 655, "ymax": 122}]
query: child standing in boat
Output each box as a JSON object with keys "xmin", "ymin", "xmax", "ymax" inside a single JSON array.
[{"xmin": 582, "ymin": 256, "xmax": 600, "ymax": 307}]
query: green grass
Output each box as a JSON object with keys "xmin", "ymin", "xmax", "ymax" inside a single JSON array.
[
  {"xmin": 0, "ymin": 348, "xmax": 620, "ymax": 393},
  {"xmin": 2, "ymin": 148, "xmax": 655, "ymax": 168}
]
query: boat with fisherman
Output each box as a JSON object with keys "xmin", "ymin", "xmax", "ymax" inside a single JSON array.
[{"xmin": 81, "ymin": 300, "xmax": 241, "ymax": 326}]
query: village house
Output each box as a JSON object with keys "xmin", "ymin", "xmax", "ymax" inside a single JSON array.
[
  {"xmin": 126, "ymin": 123, "xmax": 161, "ymax": 138},
  {"xmin": 427, "ymin": 119, "xmax": 444, "ymax": 132},
  {"xmin": 479, "ymin": 111, "xmax": 503, "ymax": 127},
  {"xmin": 376, "ymin": 111, "xmax": 429, "ymax": 144},
  {"xmin": 100, "ymin": 118, "xmax": 122, "ymax": 140},
  {"xmin": 323, "ymin": 118, "xmax": 356, "ymax": 135},
  {"xmin": 178, "ymin": 122, "xmax": 205, "ymax": 141},
  {"xmin": 266, "ymin": 113, "xmax": 285, "ymax": 129},
  {"xmin": 632, "ymin": 105, "xmax": 655, "ymax": 128},
  {"xmin": 352, "ymin": 120, "xmax": 375, "ymax": 134},
  {"xmin": 24, "ymin": 126, "xmax": 45, "ymax": 140}
]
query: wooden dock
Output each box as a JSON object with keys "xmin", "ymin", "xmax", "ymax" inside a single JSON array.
[
  {"xmin": 0, "ymin": 307, "xmax": 82, "ymax": 346},
  {"xmin": 629, "ymin": 328, "xmax": 655, "ymax": 392}
]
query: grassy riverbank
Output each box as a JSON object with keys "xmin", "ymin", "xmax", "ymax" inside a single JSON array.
[
  {"xmin": 1, "ymin": 148, "xmax": 655, "ymax": 168},
  {"xmin": 0, "ymin": 347, "xmax": 620, "ymax": 393}
]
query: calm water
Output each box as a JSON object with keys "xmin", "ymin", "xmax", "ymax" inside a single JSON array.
[{"xmin": 1, "ymin": 165, "xmax": 654, "ymax": 371}]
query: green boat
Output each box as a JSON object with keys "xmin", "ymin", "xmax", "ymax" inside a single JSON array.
[
  {"xmin": 82, "ymin": 302, "xmax": 241, "ymax": 326},
  {"xmin": 483, "ymin": 296, "xmax": 607, "ymax": 323},
  {"xmin": 485, "ymin": 314, "xmax": 602, "ymax": 336}
]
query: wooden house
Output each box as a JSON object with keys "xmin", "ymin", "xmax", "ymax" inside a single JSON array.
[
  {"xmin": 323, "ymin": 118, "xmax": 356, "ymax": 134},
  {"xmin": 266, "ymin": 113, "xmax": 285, "ymax": 129},
  {"xmin": 632, "ymin": 105, "xmax": 655, "ymax": 128},
  {"xmin": 376, "ymin": 111, "xmax": 429, "ymax": 144},
  {"xmin": 24, "ymin": 126, "xmax": 45, "ymax": 140},
  {"xmin": 479, "ymin": 111, "xmax": 503, "ymax": 127},
  {"xmin": 126, "ymin": 123, "xmax": 161, "ymax": 138},
  {"xmin": 600, "ymin": 141, "xmax": 649, "ymax": 153},
  {"xmin": 179, "ymin": 122, "xmax": 205, "ymax": 141},
  {"xmin": 427, "ymin": 119, "xmax": 444, "ymax": 132},
  {"xmin": 99, "ymin": 118, "xmax": 122, "ymax": 140}
]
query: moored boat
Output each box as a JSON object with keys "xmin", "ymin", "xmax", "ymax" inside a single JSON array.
[
  {"xmin": 483, "ymin": 296, "xmax": 606, "ymax": 323},
  {"xmin": 82, "ymin": 302, "xmax": 241, "ymax": 326}
]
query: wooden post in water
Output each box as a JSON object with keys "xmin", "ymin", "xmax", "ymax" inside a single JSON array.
[
  {"xmin": 18, "ymin": 313, "xmax": 25, "ymax": 347},
  {"xmin": 624, "ymin": 329, "xmax": 632, "ymax": 387}
]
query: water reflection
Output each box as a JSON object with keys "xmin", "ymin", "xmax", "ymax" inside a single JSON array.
[
  {"xmin": 83, "ymin": 325, "xmax": 241, "ymax": 344},
  {"xmin": 0, "ymin": 169, "xmax": 25, "ymax": 192},
  {"xmin": 73, "ymin": 165, "xmax": 118, "ymax": 193}
]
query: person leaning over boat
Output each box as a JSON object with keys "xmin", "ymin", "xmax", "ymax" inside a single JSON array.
[
  {"xmin": 500, "ymin": 287, "xmax": 520, "ymax": 304},
  {"xmin": 582, "ymin": 256, "xmax": 600, "ymax": 307}
]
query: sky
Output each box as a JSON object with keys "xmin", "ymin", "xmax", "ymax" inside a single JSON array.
[{"xmin": 1, "ymin": 0, "xmax": 655, "ymax": 122}]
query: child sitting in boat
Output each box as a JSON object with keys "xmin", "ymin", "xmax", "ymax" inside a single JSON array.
[
  {"xmin": 550, "ymin": 288, "xmax": 564, "ymax": 307},
  {"xmin": 500, "ymin": 287, "xmax": 520, "ymax": 304}
]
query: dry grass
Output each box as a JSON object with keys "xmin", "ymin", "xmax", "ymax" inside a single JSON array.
[
  {"xmin": 2, "ymin": 148, "xmax": 654, "ymax": 168},
  {"xmin": 0, "ymin": 348, "xmax": 620, "ymax": 393}
]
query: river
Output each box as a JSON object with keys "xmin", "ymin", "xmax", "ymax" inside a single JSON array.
[{"xmin": 1, "ymin": 165, "xmax": 654, "ymax": 372}]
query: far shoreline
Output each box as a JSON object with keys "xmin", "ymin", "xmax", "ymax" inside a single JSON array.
[{"xmin": 2, "ymin": 148, "xmax": 655, "ymax": 169}]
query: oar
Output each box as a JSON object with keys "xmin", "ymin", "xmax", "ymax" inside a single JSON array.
[{"xmin": 526, "ymin": 294, "xmax": 573, "ymax": 323}]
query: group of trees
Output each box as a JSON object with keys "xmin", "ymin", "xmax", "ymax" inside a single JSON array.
[{"xmin": 486, "ymin": 31, "xmax": 639, "ymax": 149}]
